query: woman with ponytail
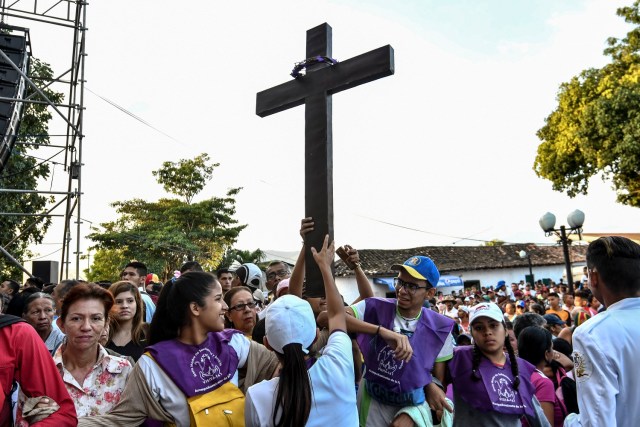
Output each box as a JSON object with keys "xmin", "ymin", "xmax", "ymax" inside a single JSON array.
[
  {"xmin": 245, "ymin": 235, "xmax": 358, "ymax": 426},
  {"xmin": 77, "ymin": 271, "xmax": 278, "ymax": 427},
  {"xmin": 447, "ymin": 302, "xmax": 551, "ymax": 427}
]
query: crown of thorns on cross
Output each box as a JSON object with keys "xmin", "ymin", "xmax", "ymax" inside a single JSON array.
[{"xmin": 290, "ymin": 56, "xmax": 339, "ymax": 78}]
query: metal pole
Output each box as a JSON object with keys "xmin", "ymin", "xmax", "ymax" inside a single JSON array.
[
  {"xmin": 527, "ymin": 256, "xmax": 533, "ymax": 278},
  {"xmin": 560, "ymin": 225, "xmax": 574, "ymax": 294},
  {"xmin": 3, "ymin": 195, "xmax": 68, "ymax": 249},
  {"xmin": 0, "ymin": 244, "xmax": 33, "ymax": 278},
  {"xmin": 74, "ymin": 1, "xmax": 88, "ymax": 280},
  {"xmin": 0, "ymin": 189, "xmax": 79, "ymax": 195}
]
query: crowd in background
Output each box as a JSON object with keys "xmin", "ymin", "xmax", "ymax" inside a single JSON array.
[{"xmin": 1, "ymin": 228, "xmax": 639, "ymax": 427}]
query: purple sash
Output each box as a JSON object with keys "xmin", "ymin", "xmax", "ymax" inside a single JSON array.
[
  {"xmin": 148, "ymin": 330, "xmax": 241, "ymax": 397},
  {"xmin": 356, "ymin": 298, "xmax": 454, "ymax": 393},
  {"xmin": 449, "ymin": 346, "xmax": 536, "ymax": 417}
]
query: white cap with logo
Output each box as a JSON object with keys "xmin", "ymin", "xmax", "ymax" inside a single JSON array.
[{"xmin": 470, "ymin": 302, "xmax": 504, "ymax": 324}]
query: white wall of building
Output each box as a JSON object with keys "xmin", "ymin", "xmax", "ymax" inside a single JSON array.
[{"xmin": 335, "ymin": 262, "xmax": 587, "ymax": 300}]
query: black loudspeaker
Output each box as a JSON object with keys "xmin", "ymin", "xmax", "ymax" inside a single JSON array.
[
  {"xmin": 32, "ymin": 260, "xmax": 59, "ymax": 284},
  {"xmin": 0, "ymin": 34, "xmax": 28, "ymax": 174}
]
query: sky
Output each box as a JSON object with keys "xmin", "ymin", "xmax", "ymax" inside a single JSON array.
[{"xmin": 10, "ymin": 0, "xmax": 640, "ymax": 273}]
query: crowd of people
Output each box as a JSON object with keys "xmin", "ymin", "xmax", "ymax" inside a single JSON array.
[{"xmin": 1, "ymin": 225, "xmax": 639, "ymax": 426}]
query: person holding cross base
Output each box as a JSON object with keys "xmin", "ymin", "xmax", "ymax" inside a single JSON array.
[
  {"xmin": 564, "ymin": 236, "xmax": 640, "ymax": 427},
  {"xmin": 347, "ymin": 255, "xmax": 456, "ymax": 426}
]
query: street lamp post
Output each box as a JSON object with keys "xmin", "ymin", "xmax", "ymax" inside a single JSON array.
[
  {"xmin": 519, "ymin": 250, "xmax": 533, "ymax": 284},
  {"xmin": 539, "ymin": 210, "xmax": 585, "ymax": 295}
]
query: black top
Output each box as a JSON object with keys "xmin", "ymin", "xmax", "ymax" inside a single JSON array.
[{"xmin": 106, "ymin": 337, "xmax": 147, "ymax": 362}]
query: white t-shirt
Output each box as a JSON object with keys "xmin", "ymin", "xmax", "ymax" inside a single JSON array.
[
  {"xmin": 444, "ymin": 306, "xmax": 459, "ymax": 320},
  {"xmin": 351, "ymin": 299, "xmax": 454, "ymax": 362},
  {"xmin": 138, "ymin": 333, "xmax": 250, "ymax": 427},
  {"xmin": 245, "ymin": 330, "xmax": 358, "ymax": 426}
]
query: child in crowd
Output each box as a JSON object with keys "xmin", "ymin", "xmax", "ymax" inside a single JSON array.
[
  {"xmin": 244, "ymin": 235, "xmax": 358, "ymax": 426},
  {"xmin": 448, "ymin": 302, "xmax": 551, "ymax": 427}
]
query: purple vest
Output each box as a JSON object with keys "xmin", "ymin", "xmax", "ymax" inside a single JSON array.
[
  {"xmin": 147, "ymin": 330, "xmax": 241, "ymax": 397},
  {"xmin": 449, "ymin": 346, "xmax": 536, "ymax": 417},
  {"xmin": 356, "ymin": 298, "xmax": 454, "ymax": 393}
]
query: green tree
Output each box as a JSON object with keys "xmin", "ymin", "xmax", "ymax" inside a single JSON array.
[
  {"xmin": 0, "ymin": 58, "xmax": 64, "ymax": 279},
  {"xmin": 216, "ymin": 248, "xmax": 266, "ymax": 271},
  {"xmin": 88, "ymin": 154, "xmax": 245, "ymax": 279},
  {"xmin": 534, "ymin": 2, "xmax": 640, "ymax": 207},
  {"xmin": 83, "ymin": 248, "xmax": 129, "ymax": 283},
  {"xmin": 152, "ymin": 153, "xmax": 216, "ymax": 204}
]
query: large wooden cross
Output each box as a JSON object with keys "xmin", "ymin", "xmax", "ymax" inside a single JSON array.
[{"xmin": 256, "ymin": 23, "xmax": 394, "ymax": 296}]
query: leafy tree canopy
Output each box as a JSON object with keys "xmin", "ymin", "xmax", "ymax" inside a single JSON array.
[
  {"xmin": 88, "ymin": 153, "xmax": 247, "ymax": 280},
  {"xmin": 534, "ymin": 1, "xmax": 640, "ymax": 207},
  {"xmin": 217, "ymin": 248, "xmax": 266, "ymax": 270},
  {"xmin": 152, "ymin": 153, "xmax": 216, "ymax": 204},
  {"xmin": 0, "ymin": 58, "xmax": 64, "ymax": 279},
  {"xmin": 83, "ymin": 247, "xmax": 128, "ymax": 283}
]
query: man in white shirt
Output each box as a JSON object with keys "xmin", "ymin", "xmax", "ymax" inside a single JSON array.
[{"xmin": 564, "ymin": 236, "xmax": 640, "ymax": 427}]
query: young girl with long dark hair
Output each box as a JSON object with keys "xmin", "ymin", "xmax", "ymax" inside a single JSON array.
[
  {"xmin": 518, "ymin": 326, "xmax": 567, "ymax": 426},
  {"xmin": 447, "ymin": 302, "xmax": 550, "ymax": 427},
  {"xmin": 244, "ymin": 235, "xmax": 358, "ymax": 426}
]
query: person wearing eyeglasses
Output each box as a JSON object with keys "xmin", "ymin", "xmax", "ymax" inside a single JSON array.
[
  {"xmin": 265, "ymin": 261, "xmax": 291, "ymax": 295},
  {"xmin": 224, "ymin": 286, "xmax": 259, "ymax": 337},
  {"xmin": 346, "ymin": 255, "xmax": 456, "ymax": 427}
]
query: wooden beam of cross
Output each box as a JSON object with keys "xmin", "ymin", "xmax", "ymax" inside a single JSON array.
[{"xmin": 256, "ymin": 23, "xmax": 394, "ymax": 296}]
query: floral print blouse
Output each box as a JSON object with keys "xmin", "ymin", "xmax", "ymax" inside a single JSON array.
[{"xmin": 53, "ymin": 344, "xmax": 133, "ymax": 417}]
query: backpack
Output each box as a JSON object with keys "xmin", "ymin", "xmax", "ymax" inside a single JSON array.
[
  {"xmin": 554, "ymin": 365, "xmax": 578, "ymax": 416},
  {"xmin": 179, "ymin": 381, "xmax": 245, "ymax": 427},
  {"xmin": 147, "ymin": 352, "xmax": 246, "ymax": 427}
]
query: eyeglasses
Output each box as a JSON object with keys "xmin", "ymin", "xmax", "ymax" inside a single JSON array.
[
  {"xmin": 228, "ymin": 301, "xmax": 257, "ymax": 312},
  {"xmin": 394, "ymin": 278, "xmax": 429, "ymax": 295},
  {"xmin": 266, "ymin": 269, "xmax": 290, "ymax": 281}
]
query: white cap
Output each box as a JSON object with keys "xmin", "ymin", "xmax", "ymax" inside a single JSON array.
[
  {"xmin": 266, "ymin": 295, "xmax": 316, "ymax": 354},
  {"xmin": 470, "ymin": 302, "xmax": 504, "ymax": 324}
]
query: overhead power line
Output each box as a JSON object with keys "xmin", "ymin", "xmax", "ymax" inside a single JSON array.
[{"xmin": 85, "ymin": 87, "xmax": 184, "ymax": 146}]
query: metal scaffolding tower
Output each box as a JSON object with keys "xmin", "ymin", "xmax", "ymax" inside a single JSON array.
[{"xmin": 0, "ymin": 0, "xmax": 87, "ymax": 280}]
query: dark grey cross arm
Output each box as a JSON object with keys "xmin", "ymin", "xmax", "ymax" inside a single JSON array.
[{"xmin": 256, "ymin": 45, "xmax": 394, "ymax": 117}]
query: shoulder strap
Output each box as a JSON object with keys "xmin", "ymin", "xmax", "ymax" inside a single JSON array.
[{"xmin": 0, "ymin": 315, "xmax": 25, "ymax": 328}]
